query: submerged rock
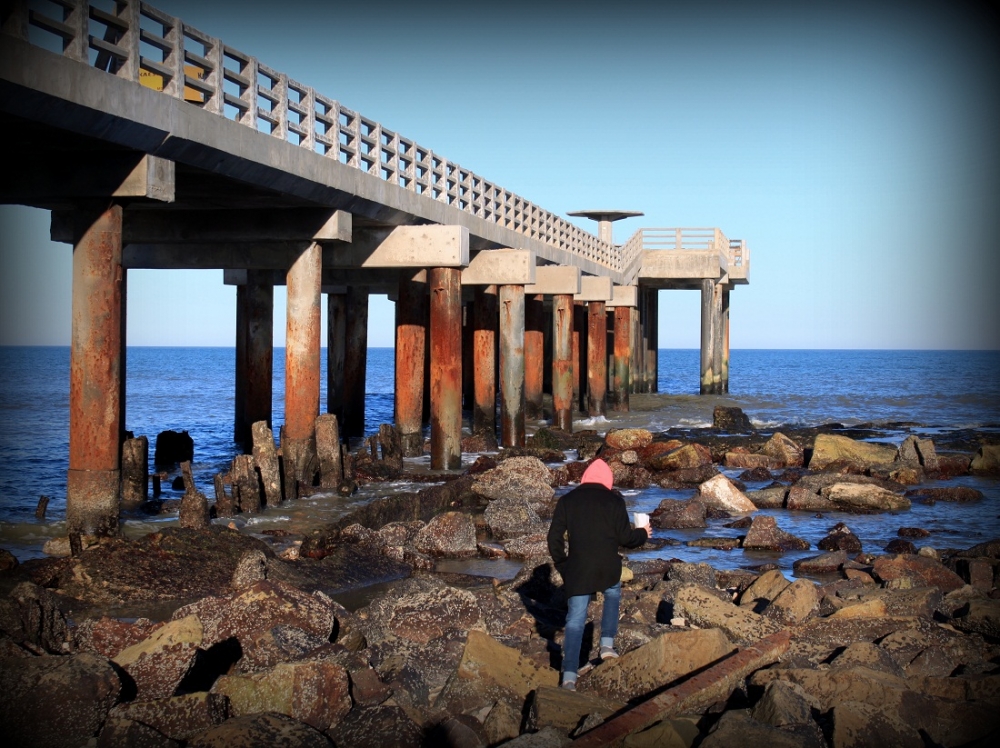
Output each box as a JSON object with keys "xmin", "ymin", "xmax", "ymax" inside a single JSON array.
[{"xmin": 742, "ymin": 516, "xmax": 809, "ymax": 552}]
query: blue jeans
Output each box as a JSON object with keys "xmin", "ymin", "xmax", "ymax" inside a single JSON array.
[{"xmin": 563, "ymin": 582, "xmax": 621, "ymax": 679}]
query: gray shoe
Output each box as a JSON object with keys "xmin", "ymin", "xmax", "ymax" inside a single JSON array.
[
  {"xmin": 561, "ymin": 679, "xmax": 577, "ymax": 691},
  {"xmin": 600, "ymin": 645, "xmax": 619, "ymax": 660},
  {"xmin": 577, "ymin": 661, "xmax": 594, "ymax": 676}
]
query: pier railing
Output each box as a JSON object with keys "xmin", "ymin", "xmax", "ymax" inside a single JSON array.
[
  {"xmin": 624, "ymin": 227, "xmax": 748, "ymax": 274},
  {"xmin": 3, "ymin": 0, "xmax": 634, "ymax": 277}
]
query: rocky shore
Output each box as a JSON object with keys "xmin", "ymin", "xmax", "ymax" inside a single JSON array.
[{"xmin": 1, "ymin": 412, "xmax": 999, "ymax": 747}]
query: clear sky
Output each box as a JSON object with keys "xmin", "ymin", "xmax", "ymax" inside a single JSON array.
[{"xmin": 1, "ymin": 0, "xmax": 997, "ymax": 349}]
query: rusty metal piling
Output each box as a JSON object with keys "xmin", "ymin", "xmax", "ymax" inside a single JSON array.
[
  {"xmin": 67, "ymin": 203, "xmax": 124, "ymax": 537},
  {"xmin": 524, "ymin": 293, "xmax": 544, "ymax": 420},
  {"xmin": 552, "ymin": 293, "xmax": 573, "ymax": 431},
  {"xmin": 499, "ymin": 284, "xmax": 526, "ymax": 447},
  {"xmin": 343, "ymin": 286, "xmax": 369, "ymax": 438},
  {"xmin": 429, "ymin": 268, "xmax": 462, "ymax": 469},
  {"xmin": 612, "ymin": 306, "xmax": 631, "ymax": 411},
  {"xmin": 586, "ymin": 300, "xmax": 607, "ymax": 417},
  {"xmin": 395, "ymin": 276, "xmax": 427, "ymax": 456},
  {"xmin": 473, "ymin": 284, "xmax": 498, "ymax": 439}
]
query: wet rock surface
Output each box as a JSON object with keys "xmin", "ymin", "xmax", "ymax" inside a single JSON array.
[{"xmin": 2, "ymin": 424, "xmax": 998, "ymax": 746}]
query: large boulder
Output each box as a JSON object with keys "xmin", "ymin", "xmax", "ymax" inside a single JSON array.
[
  {"xmin": 0, "ymin": 653, "xmax": 122, "ymax": 748},
  {"xmin": 648, "ymin": 443, "xmax": 713, "ymax": 472},
  {"xmin": 872, "ymin": 555, "xmax": 965, "ymax": 593},
  {"xmin": 587, "ymin": 627, "xmax": 736, "ymax": 702},
  {"xmin": 412, "ymin": 511, "xmax": 478, "ymax": 557},
  {"xmin": 765, "ymin": 579, "xmax": 819, "ymax": 625},
  {"xmin": 484, "ymin": 497, "xmax": 546, "ymax": 540},
  {"xmin": 761, "ymin": 433, "xmax": 805, "ymax": 468},
  {"xmin": 970, "ymin": 444, "xmax": 1000, "ymax": 475},
  {"xmin": 472, "ymin": 456, "xmax": 555, "ymax": 501},
  {"xmin": 650, "ymin": 497, "xmax": 707, "ymax": 529},
  {"xmin": 822, "ymin": 482, "xmax": 910, "ymax": 512},
  {"xmin": 605, "ymin": 428, "xmax": 654, "ymax": 450},
  {"xmin": 109, "ymin": 692, "xmax": 230, "ymax": 741},
  {"xmin": 112, "ymin": 615, "xmax": 204, "ymax": 700},
  {"xmin": 713, "ymin": 406, "xmax": 754, "ymax": 432},
  {"xmin": 742, "ymin": 515, "xmax": 809, "ymax": 552},
  {"xmin": 187, "ymin": 713, "xmax": 332, "ymax": 748},
  {"xmin": 740, "ymin": 569, "xmax": 792, "ymax": 611},
  {"xmin": 364, "ymin": 578, "xmax": 483, "ymax": 646},
  {"xmin": 212, "ymin": 660, "xmax": 351, "ymax": 732},
  {"xmin": 673, "ymin": 585, "xmax": 782, "ymax": 647},
  {"xmin": 809, "ymin": 434, "xmax": 897, "ymax": 470},
  {"xmin": 698, "ymin": 473, "xmax": 757, "ymax": 513},
  {"xmin": 454, "ymin": 629, "xmax": 558, "ymax": 700},
  {"xmin": 818, "ymin": 522, "xmax": 863, "ymax": 552}
]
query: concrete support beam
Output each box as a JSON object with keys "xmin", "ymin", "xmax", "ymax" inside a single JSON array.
[
  {"xmin": 552, "ymin": 294, "xmax": 574, "ymax": 431},
  {"xmin": 4, "ymin": 153, "xmax": 174, "ymax": 205},
  {"xmin": 234, "ymin": 272, "xmax": 273, "ymax": 452},
  {"xmin": 700, "ymin": 279, "xmax": 724, "ymax": 394},
  {"xmin": 499, "ymin": 285, "xmax": 526, "ymax": 447},
  {"xmin": 67, "ymin": 204, "xmax": 124, "ymax": 536},
  {"xmin": 328, "ymin": 225, "xmax": 468, "ymax": 268},
  {"xmin": 326, "ymin": 292, "xmax": 346, "ymax": 427},
  {"xmin": 395, "ymin": 276, "xmax": 428, "ymax": 457},
  {"xmin": 283, "ymin": 242, "xmax": 322, "ymax": 498},
  {"xmin": 722, "ymin": 287, "xmax": 731, "ymax": 394},
  {"xmin": 612, "ymin": 307, "xmax": 632, "ymax": 411},
  {"xmin": 343, "ymin": 287, "xmax": 369, "ymax": 439},
  {"xmin": 429, "ymin": 268, "xmax": 463, "ymax": 470},
  {"xmin": 53, "ymin": 207, "xmax": 351, "ymax": 244},
  {"xmin": 586, "ymin": 301, "xmax": 607, "ymax": 417},
  {"xmin": 575, "ymin": 275, "xmax": 613, "ymax": 302},
  {"xmin": 524, "ymin": 294, "xmax": 545, "ymax": 420},
  {"xmin": 460, "ymin": 249, "xmax": 535, "ymax": 285},
  {"xmin": 524, "ymin": 265, "xmax": 580, "ymax": 295},
  {"xmin": 606, "ymin": 284, "xmax": 638, "ymax": 308},
  {"xmin": 473, "ymin": 285, "xmax": 498, "ymax": 439}
]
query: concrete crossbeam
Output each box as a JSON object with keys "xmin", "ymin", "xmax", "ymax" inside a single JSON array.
[
  {"xmin": 525, "ymin": 265, "xmax": 581, "ymax": 296},
  {"xmin": 52, "ymin": 208, "xmax": 351, "ymax": 244},
  {"xmin": 574, "ymin": 275, "xmax": 613, "ymax": 302},
  {"xmin": 460, "ymin": 249, "xmax": 535, "ymax": 285},
  {"xmin": 606, "ymin": 284, "xmax": 638, "ymax": 308},
  {"xmin": 2, "ymin": 153, "xmax": 174, "ymax": 205},
  {"xmin": 327, "ymin": 225, "xmax": 468, "ymax": 268},
  {"xmin": 638, "ymin": 249, "xmax": 726, "ymax": 280}
]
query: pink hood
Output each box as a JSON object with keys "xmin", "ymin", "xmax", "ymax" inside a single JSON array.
[{"xmin": 580, "ymin": 459, "xmax": 613, "ymax": 489}]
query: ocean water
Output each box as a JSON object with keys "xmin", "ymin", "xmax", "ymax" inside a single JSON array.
[{"xmin": 1, "ymin": 347, "xmax": 998, "ymax": 572}]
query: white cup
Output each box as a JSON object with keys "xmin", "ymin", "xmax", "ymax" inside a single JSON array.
[{"xmin": 633, "ymin": 512, "xmax": 649, "ymax": 527}]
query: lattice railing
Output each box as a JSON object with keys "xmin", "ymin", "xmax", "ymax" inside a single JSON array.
[{"xmin": 4, "ymin": 0, "xmax": 629, "ymax": 275}]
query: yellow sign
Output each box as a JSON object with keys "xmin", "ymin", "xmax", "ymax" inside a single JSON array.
[{"xmin": 139, "ymin": 65, "xmax": 206, "ymax": 103}]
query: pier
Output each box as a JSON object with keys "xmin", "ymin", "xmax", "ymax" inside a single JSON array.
[{"xmin": 0, "ymin": 0, "xmax": 749, "ymax": 534}]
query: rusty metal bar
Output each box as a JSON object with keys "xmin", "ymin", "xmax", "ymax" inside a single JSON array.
[
  {"xmin": 429, "ymin": 267, "xmax": 462, "ymax": 469},
  {"xmin": 395, "ymin": 276, "xmax": 427, "ymax": 457},
  {"xmin": 552, "ymin": 293, "xmax": 573, "ymax": 431},
  {"xmin": 343, "ymin": 286, "xmax": 369, "ymax": 438},
  {"xmin": 67, "ymin": 203, "xmax": 124, "ymax": 536},
  {"xmin": 612, "ymin": 306, "xmax": 631, "ymax": 411},
  {"xmin": 244, "ymin": 271, "xmax": 273, "ymax": 451},
  {"xmin": 499, "ymin": 284, "xmax": 525, "ymax": 447},
  {"xmin": 524, "ymin": 293, "xmax": 544, "ymax": 420},
  {"xmin": 571, "ymin": 630, "xmax": 791, "ymax": 747},
  {"xmin": 473, "ymin": 284, "xmax": 498, "ymax": 438},
  {"xmin": 284, "ymin": 241, "xmax": 321, "ymax": 491},
  {"xmin": 326, "ymin": 291, "xmax": 346, "ymax": 425},
  {"xmin": 586, "ymin": 300, "xmax": 607, "ymax": 417}
]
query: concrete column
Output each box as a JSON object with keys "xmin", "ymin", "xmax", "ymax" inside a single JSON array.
[
  {"xmin": 284, "ymin": 242, "xmax": 322, "ymax": 493},
  {"xmin": 524, "ymin": 293, "xmax": 544, "ymax": 420},
  {"xmin": 646, "ymin": 289, "xmax": 659, "ymax": 393},
  {"xmin": 722, "ymin": 287, "xmax": 731, "ymax": 394},
  {"xmin": 429, "ymin": 267, "xmax": 462, "ymax": 469},
  {"xmin": 473, "ymin": 284, "xmax": 498, "ymax": 439},
  {"xmin": 586, "ymin": 300, "xmax": 607, "ymax": 417},
  {"xmin": 240, "ymin": 273, "xmax": 273, "ymax": 452},
  {"xmin": 395, "ymin": 277, "xmax": 427, "ymax": 456},
  {"xmin": 67, "ymin": 204, "xmax": 124, "ymax": 536},
  {"xmin": 630, "ymin": 296, "xmax": 642, "ymax": 394},
  {"xmin": 551, "ymin": 294, "xmax": 574, "ymax": 431},
  {"xmin": 343, "ymin": 286, "xmax": 369, "ymax": 439},
  {"xmin": 326, "ymin": 292, "xmax": 346, "ymax": 425},
  {"xmin": 499, "ymin": 284, "xmax": 526, "ymax": 447},
  {"xmin": 612, "ymin": 306, "xmax": 632, "ymax": 411},
  {"xmin": 235, "ymin": 284, "xmax": 247, "ymax": 445},
  {"xmin": 700, "ymin": 279, "xmax": 723, "ymax": 395},
  {"xmin": 573, "ymin": 301, "xmax": 586, "ymax": 410}
]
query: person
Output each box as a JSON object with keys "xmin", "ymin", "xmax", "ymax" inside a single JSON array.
[{"xmin": 546, "ymin": 458, "xmax": 650, "ymax": 690}]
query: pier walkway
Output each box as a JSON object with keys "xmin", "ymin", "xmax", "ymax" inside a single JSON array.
[{"xmin": 0, "ymin": 0, "xmax": 749, "ymax": 535}]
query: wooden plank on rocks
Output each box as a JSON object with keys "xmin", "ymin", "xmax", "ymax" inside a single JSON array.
[{"xmin": 571, "ymin": 629, "xmax": 791, "ymax": 748}]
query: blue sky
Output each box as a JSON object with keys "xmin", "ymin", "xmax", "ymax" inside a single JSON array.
[{"xmin": 1, "ymin": 0, "xmax": 997, "ymax": 349}]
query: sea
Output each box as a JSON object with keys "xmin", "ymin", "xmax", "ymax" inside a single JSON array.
[{"xmin": 1, "ymin": 347, "xmax": 998, "ymax": 576}]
